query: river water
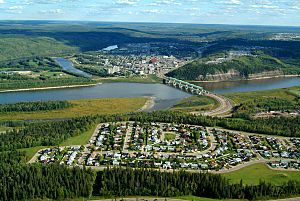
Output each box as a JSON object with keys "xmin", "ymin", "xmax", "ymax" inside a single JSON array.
[
  {"xmin": 0, "ymin": 83, "xmax": 191, "ymax": 111},
  {"xmin": 0, "ymin": 57, "xmax": 299, "ymax": 110},
  {"xmin": 194, "ymin": 77, "xmax": 300, "ymax": 94},
  {"xmin": 53, "ymin": 57, "xmax": 92, "ymax": 78}
]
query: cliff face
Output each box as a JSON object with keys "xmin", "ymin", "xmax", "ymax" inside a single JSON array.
[{"xmin": 196, "ymin": 69, "xmax": 284, "ymax": 81}]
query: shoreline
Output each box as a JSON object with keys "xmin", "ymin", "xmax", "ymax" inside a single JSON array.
[
  {"xmin": 191, "ymin": 74, "xmax": 300, "ymax": 83},
  {"xmin": 137, "ymin": 96, "xmax": 156, "ymax": 112},
  {"xmin": 0, "ymin": 83, "xmax": 101, "ymax": 93}
]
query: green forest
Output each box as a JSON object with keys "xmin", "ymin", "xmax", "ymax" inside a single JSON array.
[
  {"xmin": 0, "ymin": 36, "xmax": 78, "ymax": 62},
  {"xmin": 0, "ymin": 77, "xmax": 96, "ymax": 90},
  {"xmin": 0, "ymin": 162, "xmax": 299, "ymax": 201},
  {"xmin": 0, "ymin": 101, "xmax": 71, "ymax": 113},
  {"xmin": 167, "ymin": 52, "xmax": 300, "ymax": 81}
]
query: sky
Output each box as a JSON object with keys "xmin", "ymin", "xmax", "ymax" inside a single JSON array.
[{"xmin": 0, "ymin": 0, "xmax": 300, "ymax": 26}]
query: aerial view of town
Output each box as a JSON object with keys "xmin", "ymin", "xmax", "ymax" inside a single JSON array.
[
  {"xmin": 1, "ymin": 0, "xmax": 300, "ymax": 201},
  {"xmin": 33, "ymin": 122, "xmax": 300, "ymax": 172}
]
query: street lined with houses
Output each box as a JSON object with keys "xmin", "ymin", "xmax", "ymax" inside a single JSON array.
[{"xmin": 30, "ymin": 122, "xmax": 300, "ymax": 173}]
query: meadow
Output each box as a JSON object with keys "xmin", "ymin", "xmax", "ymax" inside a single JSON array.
[
  {"xmin": 223, "ymin": 163, "xmax": 300, "ymax": 186},
  {"xmin": 0, "ymin": 97, "xmax": 147, "ymax": 121},
  {"xmin": 171, "ymin": 95, "xmax": 219, "ymax": 113}
]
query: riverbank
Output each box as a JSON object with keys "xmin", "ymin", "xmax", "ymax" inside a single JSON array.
[
  {"xmin": 0, "ymin": 97, "xmax": 147, "ymax": 121},
  {"xmin": 190, "ymin": 74, "xmax": 300, "ymax": 83},
  {"xmin": 0, "ymin": 83, "xmax": 101, "ymax": 93},
  {"xmin": 137, "ymin": 96, "xmax": 155, "ymax": 112}
]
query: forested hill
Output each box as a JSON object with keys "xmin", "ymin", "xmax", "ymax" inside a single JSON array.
[
  {"xmin": 167, "ymin": 52, "xmax": 300, "ymax": 81},
  {"xmin": 0, "ymin": 36, "xmax": 78, "ymax": 62}
]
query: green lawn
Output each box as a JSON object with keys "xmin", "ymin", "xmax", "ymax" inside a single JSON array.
[
  {"xmin": 171, "ymin": 96, "xmax": 219, "ymax": 113},
  {"xmin": 60, "ymin": 124, "xmax": 97, "ymax": 146},
  {"xmin": 223, "ymin": 163, "xmax": 300, "ymax": 185},
  {"xmin": 289, "ymin": 87, "xmax": 300, "ymax": 96},
  {"xmin": 0, "ymin": 97, "xmax": 147, "ymax": 121},
  {"xmin": 19, "ymin": 146, "xmax": 48, "ymax": 161},
  {"xmin": 164, "ymin": 132, "xmax": 176, "ymax": 141}
]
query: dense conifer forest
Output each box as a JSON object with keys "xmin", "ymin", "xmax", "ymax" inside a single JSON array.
[{"xmin": 0, "ymin": 101, "xmax": 71, "ymax": 113}]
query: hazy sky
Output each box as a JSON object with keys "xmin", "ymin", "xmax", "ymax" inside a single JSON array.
[{"xmin": 0, "ymin": 0, "xmax": 300, "ymax": 26}]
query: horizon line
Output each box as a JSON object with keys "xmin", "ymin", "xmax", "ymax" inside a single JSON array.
[{"xmin": 1, "ymin": 19, "xmax": 300, "ymax": 28}]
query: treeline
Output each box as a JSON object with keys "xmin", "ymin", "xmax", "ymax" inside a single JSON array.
[
  {"xmin": 0, "ymin": 116, "xmax": 97, "ymax": 150},
  {"xmin": 0, "ymin": 77, "xmax": 96, "ymax": 90},
  {"xmin": 0, "ymin": 57, "xmax": 61, "ymax": 71},
  {"xmin": 0, "ymin": 164, "xmax": 299, "ymax": 201},
  {"xmin": 0, "ymin": 164, "xmax": 95, "ymax": 201},
  {"xmin": 1, "ymin": 111, "xmax": 300, "ymax": 151},
  {"xmin": 0, "ymin": 101, "xmax": 72, "ymax": 113},
  {"xmin": 93, "ymin": 167, "xmax": 300, "ymax": 200}
]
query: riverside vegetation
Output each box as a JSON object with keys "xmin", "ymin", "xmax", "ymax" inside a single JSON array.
[{"xmin": 0, "ymin": 98, "xmax": 147, "ymax": 121}]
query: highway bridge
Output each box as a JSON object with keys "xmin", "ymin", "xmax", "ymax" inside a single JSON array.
[{"xmin": 163, "ymin": 76, "xmax": 209, "ymax": 95}]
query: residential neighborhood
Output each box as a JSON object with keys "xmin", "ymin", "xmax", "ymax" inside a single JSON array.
[{"xmin": 33, "ymin": 122, "xmax": 300, "ymax": 172}]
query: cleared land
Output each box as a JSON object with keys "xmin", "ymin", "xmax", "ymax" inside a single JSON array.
[
  {"xmin": 171, "ymin": 95, "xmax": 219, "ymax": 113},
  {"xmin": 60, "ymin": 124, "xmax": 98, "ymax": 146},
  {"xmin": 0, "ymin": 97, "xmax": 147, "ymax": 121},
  {"xmin": 164, "ymin": 132, "xmax": 176, "ymax": 141},
  {"xmin": 223, "ymin": 163, "xmax": 300, "ymax": 186},
  {"xmin": 224, "ymin": 86, "xmax": 300, "ymax": 105},
  {"xmin": 289, "ymin": 88, "xmax": 300, "ymax": 96}
]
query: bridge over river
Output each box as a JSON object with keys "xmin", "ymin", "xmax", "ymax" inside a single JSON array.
[
  {"xmin": 163, "ymin": 76, "xmax": 233, "ymax": 117},
  {"xmin": 163, "ymin": 77, "xmax": 209, "ymax": 95}
]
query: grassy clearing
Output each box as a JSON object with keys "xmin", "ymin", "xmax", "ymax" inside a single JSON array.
[
  {"xmin": 224, "ymin": 87, "xmax": 299, "ymax": 105},
  {"xmin": 223, "ymin": 163, "xmax": 300, "ymax": 186},
  {"xmin": 289, "ymin": 87, "xmax": 300, "ymax": 96},
  {"xmin": 171, "ymin": 96, "xmax": 219, "ymax": 113},
  {"xmin": 18, "ymin": 125, "xmax": 96, "ymax": 162},
  {"xmin": 0, "ymin": 97, "xmax": 147, "ymax": 121},
  {"xmin": 60, "ymin": 124, "xmax": 97, "ymax": 146},
  {"xmin": 164, "ymin": 132, "xmax": 176, "ymax": 141},
  {"xmin": 19, "ymin": 146, "xmax": 48, "ymax": 161},
  {"xmin": 0, "ymin": 125, "xmax": 11, "ymax": 132}
]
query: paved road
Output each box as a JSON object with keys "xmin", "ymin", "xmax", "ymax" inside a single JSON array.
[{"xmin": 191, "ymin": 93, "xmax": 233, "ymax": 117}]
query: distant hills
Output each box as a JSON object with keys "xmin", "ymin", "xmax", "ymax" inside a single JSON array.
[{"xmin": 167, "ymin": 52, "xmax": 300, "ymax": 81}]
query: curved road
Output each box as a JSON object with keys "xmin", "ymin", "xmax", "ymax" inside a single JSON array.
[{"xmin": 191, "ymin": 93, "xmax": 234, "ymax": 117}]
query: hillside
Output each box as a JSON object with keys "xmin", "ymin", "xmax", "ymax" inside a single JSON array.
[
  {"xmin": 167, "ymin": 52, "xmax": 300, "ymax": 81},
  {"xmin": 0, "ymin": 36, "xmax": 78, "ymax": 62}
]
